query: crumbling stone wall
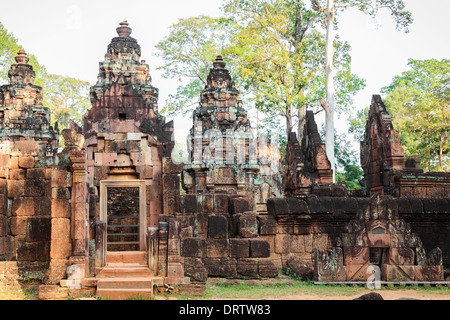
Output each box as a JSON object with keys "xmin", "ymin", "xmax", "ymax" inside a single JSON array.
[
  {"xmin": 284, "ymin": 111, "xmax": 334, "ymax": 197},
  {"xmin": 176, "ymin": 194, "xmax": 278, "ymax": 282},
  {"xmin": 314, "ymin": 193, "xmax": 445, "ymax": 282},
  {"xmin": 361, "ymin": 95, "xmax": 450, "ymax": 197},
  {"xmin": 0, "ymin": 50, "xmax": 72, "ymax": 283}
]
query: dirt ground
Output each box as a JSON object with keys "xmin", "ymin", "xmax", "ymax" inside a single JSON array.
[{"xmin": 257, "ymin": 290, "xmax": 450, "ymax": 300}]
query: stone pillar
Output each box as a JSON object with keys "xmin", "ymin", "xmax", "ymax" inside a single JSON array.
[
  {"xmin": 148, "ymin": 227, "xmax": 159, "ymax": 275},
  {"xmin": 69, "ymin": 149, "xmax": 89, "ymax": 279}
]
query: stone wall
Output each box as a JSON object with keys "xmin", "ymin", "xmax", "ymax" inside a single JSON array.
[{"xmin": 175, "ymin": 194, "xmax": 278, "ymax": 281}]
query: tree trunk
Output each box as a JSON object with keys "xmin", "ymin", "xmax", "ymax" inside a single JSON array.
[
  {"xmin": 325, "ymin": 0, "xmax": 336, "ymax": 182},
  {"xmin": 298, "ymin": 105, "xmax": 305, "ymax": 143},
  {"xmin": 286, "ymin": 104, "xmax": 293, "ymax": 138}
]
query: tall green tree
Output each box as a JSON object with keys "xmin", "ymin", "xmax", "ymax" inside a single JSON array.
[
  {"xmin": 155, "ymin": 16, "xmax": 237, "ymax": 118},
  {"xmin": 382, "ymin": 59, "xmax": 450, "ymax": 171},
  {"xmin": 42, "ymin": 74, "xmax": 91, "ymax": 130},
  {"xmin": 224, "ymin": 0, "xmax": 365, "ymax": 140},
  {"xmin": 311, "ymin": 0, "xmax": 413, "ymax": 181}
]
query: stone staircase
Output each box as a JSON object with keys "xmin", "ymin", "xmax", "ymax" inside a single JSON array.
[{"xmin": 96, "ymin": 251, "xmax": 162, "ymax": 300}]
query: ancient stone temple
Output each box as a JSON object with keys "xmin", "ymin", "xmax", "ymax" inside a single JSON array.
[
  {"xmin": 0, "ymin": 49, "xmax": 64, "ymax": 283},
  {"xmin": 284, "ymin": 110, "xmax": 337, "ymax": 197},
  {"xmin": 182, "ymin": 55, "xmax": 282, "ymax": 210},
  {"xmin": 314, "ymin": 193, "xmax": 444, "ymax": 282},
  {"xmin": 0, "ymin": 23, "xmax": 448, "ymax": 300}
]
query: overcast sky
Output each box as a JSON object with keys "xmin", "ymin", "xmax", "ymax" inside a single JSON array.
[{"xmin": 0, "ymin": 0, "xmax": 449, "ymax": 145}]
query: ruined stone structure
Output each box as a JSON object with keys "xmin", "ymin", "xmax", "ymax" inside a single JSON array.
[
  {"xmin": 0, "ymin": 23, "xmax": 448, "ymax": 300},
  {"xmin": 284, "ymin": 110, "xmax": 340, "ymax": 197},
  {"xmin": 0, "ymin": 49, "xmax": 65, "ymax": 283},
  {"xmin": 314, "ymin": 193, "xmax": 444, "ymax": 282},
  {"xmin": 361, "ymin": 95, "xmax": 450, "ymax": 198},
  {"xmin": 182, "ymin": 55, "xmax": 282, "ymax": 211}
]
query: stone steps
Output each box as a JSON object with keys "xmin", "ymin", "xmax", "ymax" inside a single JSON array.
[
  {"xmin": 96, "ymin": 265, "xmax": 154, "ymax": 278},
  {"xmin": 97, "ymin": 277, "xmax": 154, "ymax": 299},
  {"xmin": 106, "ymin": 251, "xmax": 148, "ymax": 265},
  {"xmin": 96, "ymin": 251, "xmax": 157, "ymax": 300}
]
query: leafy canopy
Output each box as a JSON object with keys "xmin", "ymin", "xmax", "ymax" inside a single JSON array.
[{"xmin": 382, "ymin": 59, "xmax": 450, "ymax": 171}]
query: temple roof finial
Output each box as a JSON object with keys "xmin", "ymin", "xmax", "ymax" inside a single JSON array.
[
  {"xmin": 15, "ymin": 49, "xmax": 29, "ymax": 64},
  {"xmin": 117, "ymin": 21, "xmax": 132, "ymax": 37}
]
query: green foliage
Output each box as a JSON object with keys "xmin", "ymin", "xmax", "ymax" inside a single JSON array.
[
  {"xmin": 42, "ymin": 74, "xmax": 91, "ymax": 131},
  {"xmin": 382, "ymin": 59, "xmax": 450, "ymax": 171},
  {"xmin": 348, "ymin": 107, "xmax": 369, "ymax": 143},
  {"xmin": 156, "ymin": 0, "xmax": 365, "ymax": 141},
  {"xmin": 1, "ymin": 21, "xmax": 92, "ymax": 133},
  {"xmin": 331, "ymin": 0, "xmax": 413, "ymax": 32},
  {"xmin": 155, "ymin": 16, "xmax": 237, "ymax": 118},
  {"xmin": 320, "ymin": 125, "xmax": 363, "ymax": 190},
  {"xmin": 334, "ymin": 132, "xmax": 363, "ymax": 190},
  {"xmin": 0, "ymin": 21, "xmax": 47, "ymax": 86}
]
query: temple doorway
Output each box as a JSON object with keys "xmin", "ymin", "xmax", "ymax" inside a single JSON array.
[{"xmin": 100, "ymin": 180, "xmax": 147, "ymax": 252}]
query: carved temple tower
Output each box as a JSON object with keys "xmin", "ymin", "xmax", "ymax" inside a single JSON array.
[{"xmin": 182, "ymin": 56, "xmax": 266, "ymax": 209}]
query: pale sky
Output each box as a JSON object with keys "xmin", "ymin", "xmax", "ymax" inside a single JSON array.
[{"xmin": 0, "ymin": 0, "xmax": 449, "ymax": 147}]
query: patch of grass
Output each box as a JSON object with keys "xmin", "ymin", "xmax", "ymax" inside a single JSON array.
[{"xmin": 169, "ymin": 277, "xmax": 450, "ymax": 300}]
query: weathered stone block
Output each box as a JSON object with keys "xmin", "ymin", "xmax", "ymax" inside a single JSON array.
[
  {"xmin": 43, "ymin": 259, "xmax": 70, "ymax": 285},
  {"xmin": 51, "ymin": 187, "xmax": 71, "ymax": 200},
  {"xmin": 285, "ymin": 256, "xmax": 313, "ymax": 280},
  {"xmin": 230, "ymin": 238, "xmax": 250, "ymax": 258},
  {"xmin": 11, "ymin": 141, "xmax": 39, "ymax": 157},
  {"xmin": 386, "ymin": 247, "xmax": 415, "ymax": 266},
  {"xmin": 51, "ymin": 199, "xmax": 71, "ymax": 218},
  {"xmin": 51, "ymin": 169, "xmax": 72, "ymax": 188},
  {"xmin": 346, "ymin": 263, "xmax": 372, "ymax": 281},
  {"xmin": 180, "ymin": 195, "xmax": 197, "ymax": 213},
  {"xmin": 38, "ymin": 285, "xmax": 68, "ymax": 300},
  {"xmin": 213, "ymin": 194, "xmax": 229, "ymax": 214},
  {"xmin": 206, "ymin": 239, "xmax": 229, "ymax": 257},
  {"xmin": 11, "ymin": 197, "xmax": 35, "ymax": 216},
  {"xmin": 50, "ymin": 220, "xmax": 72, "ymax": 260},
  {"xmin": 414, "ymin": 265, "xmax": 443, "ymax": 281},
  {"xmin": 237, "ymin": 258, "xmax": 258, "ymax": 278},
  {"xmin": 266, "ymin": 198, "xmax": 288, "ymax": 217},
  {"xmin": 24, "ymin": 179, "xmax": 49, "ymax": 197},
  {"xmin": 274, "ymin": 234, "xmax": 290, "ymax": 254},
  {"xmin": 229, "ymin": 197, "xmax": 251, "ymax": 215},
  {"xmin": 381, "ymin": 264, "xmax": 415, "ymax": 282},
  {"xmin": 208, "ymin": 215, "xmax": 228, "ymax": 239},
  {"xmin": 257, "ymin": 214, "xmax": 277, "ymax": 235},
  {"xmin": 184, "ymin": 257, "xmax": 208, "ymax": 282},
  {"xmin": 249, "ymin": 239, "xmax": 271, "ymax": 258},
  {"xmin": 10, "ymin": 217, "xmax": 28, "ymax": 236},
  {"xmin": 314, "ymin": 248, "xmax": 346, "ymax": 282},
  {"xmin": 0, "ymin": 195, "xmax": 6, "ymax": 216},
  {"xmin": 9, "ymin": 169, "xmax": 26, "ymax": 180},
  {"xmin": 286, "ymin": 198, "xmax": 309, "ymax": 215},
  {"xmin": 26, "ymin": 168, "xmax": 46, "ymax": 180},
  {"xmin": 17, "ymin": 241, "xmax": 50, "ymax": 261},
  {"xmin": 167, "ymin": 262, "xmax": 184, "ymax": 278},
  {"xmin": 290, "ymin": 235, "xmax": 305, "ymax": 253},
  {"xmin": 18, "ymin": 156, "xmax": 35, "ymax": 169},
  {"xmin": 25, "ymin": 217, "xmax": 51, "ymax": 242},
  {"xmin": 203, "ymin": 258, "xmax": 236, "ymax": 278},
  {"xmin": 344, "ymin": 247, "xmax": 369, "ymax": 265},
  {"xmin": 258, "ymin": 259, "xmax": 279, "ymax": 278},
  {"xmin": 181, "ymin": 238, "xmax": 206, "ymax": 258},
  {"xmin": 306, "ymin": 195, "xmax": 321, "ymax": 214},
  {"xmin": 0, "ymin": 155, "xmax": 11, "ymax": 168},
  {"xmin": 7, "ymin": 180, "xmax": 25, "ymax": 198},
  {"xmin": 237, "ymin": 212, "xmax": 258, "ymax": 238}
]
